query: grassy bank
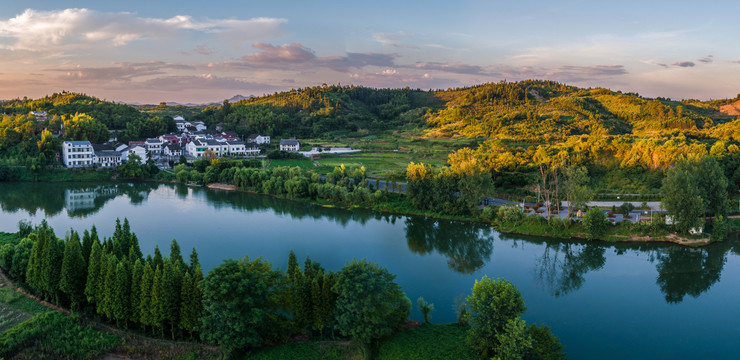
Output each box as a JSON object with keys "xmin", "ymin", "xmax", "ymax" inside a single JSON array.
[{"xmin": 243, "ymin": 323, "xmax": 480, "ymax": 360}]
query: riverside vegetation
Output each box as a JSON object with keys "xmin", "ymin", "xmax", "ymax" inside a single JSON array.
[
  {"xmin": 0, "ymin": 220, "xmax": 565, "ymax": 359},
  {"xmin": 3, "ymin": 81, "xmax": 740, "ymax": 241}
]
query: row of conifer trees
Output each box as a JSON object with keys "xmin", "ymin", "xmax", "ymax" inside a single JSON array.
[{"xmin": 21, "ymin": 219, "xmax": 203, "ymax": 339}]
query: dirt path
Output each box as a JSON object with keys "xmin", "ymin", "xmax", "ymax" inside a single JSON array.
[{"xmin": 0, "ymin": 269, "xmax": 69, "ymax": 314}]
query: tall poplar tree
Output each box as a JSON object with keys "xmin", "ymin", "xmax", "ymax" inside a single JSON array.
[
  {"xmin": 113, "ymin": 260, "xmax": 132, "ymax": 326},
  {"xmin": 150, "ymin": 266, "xmax": 163, "ymax": 335}
]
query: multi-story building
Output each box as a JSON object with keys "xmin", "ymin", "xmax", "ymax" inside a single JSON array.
[
  {"xmin": 92, "ymin": 144, "xmax": 122, "ymax": 168},
  {"xmin": 280, "ymin": 139, "xmax": 300, "ymax": 152},
  {"xmin": 62, "ymin": 140, "xmax": 94, "ymax": 167}
]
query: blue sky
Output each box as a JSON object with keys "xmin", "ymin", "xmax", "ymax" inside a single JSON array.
[{"xmin": 1, "ymin": 0, "xmax": 738, "ymax": 103}]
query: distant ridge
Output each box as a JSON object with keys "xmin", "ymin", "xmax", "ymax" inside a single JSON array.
[{"xmin": 127, "ymin": 94, "xmax": 255, "ymax": 106}]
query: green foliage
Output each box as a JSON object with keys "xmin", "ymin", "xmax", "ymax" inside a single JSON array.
[
  {"xmin": 582, "ymin": 208, "xmax": 609, "ymax": 240},
  {"xmin": 59, "ymin": 231, "xmax": 87, "ymax": 309},
  {"xmin": 417, "ymin": 297, "xmax": 435, "ymax": 324},
  {"xmin": 376, "ymin": 323, "xmax": 479, "ymax": 360},
  {"xmin": 118, "ymin": 153, "xmax": 147, "ymax": 178},
  {"xmin": 333, "ymin": 259, "xmax": 411, "ymax": 345},
  {"xmin": 491, "ymin": 317, "xmax": 533, "ymax": 360},
  {"xmin": 466, "ymin": 276, "xmax": 526, "ymax": 357},
  {"xmin": 0, "ymin": 288, "xmax": 51, "ymax": 315},
  {"xmin": 0, "ymin": 311, "xmax": 121, "ymax": 359},
  {"xmin": 200, "ymin": 256, "xmax": 289, "ymax": 354},
  {"xmin": 62, "ymin": 113, "xmax": 110, "ymax": 143},
  {"xmin": 525, "ymin": 324, "xmax": 567, "ymax": 360}
]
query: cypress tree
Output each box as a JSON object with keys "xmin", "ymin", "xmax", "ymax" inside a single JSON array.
[
  {"xmin": 41, "ymin": 235, "xmax": 63, "ymax": 302},
  {"xmin": 169, "ymin": 239, "xmax": 183, "ymax": 269},
  {"xmin": 113, "ymin": 261, "xmax": 132, "ymax": 326},
  {"xmin": 178, "ymin": 271, "xmax": 195, "ymax": 335},
  {"xmin": 129, "ymin": 234, "xmax": 143, "ymax": 261},
  {"xmin": 60, "ymin": 232, "xmax": 86, "ymax": 309},
  {"xmin": 81, "ymin": 229, "xmax": 93, "ymax": 263},
  {"xmin": 113, "ymin": 219, "xmax": 123, "ymax": 256},
  {"xmin": 130, "ymin": 259, "xmax": 144, "ymax": 325},
  {"xmin": 139, "ymin": 263, "xmax": 154, "ymax": 330},
  {"xmin": 150, "ymin": 265, "xmax": 163, "ymax": 335},
  {"xmin": 25, "ymin": 231, "xmax": 45, "ymax": 292},
  {"xmin": 101, "ymin": 254, "xmax": 118, "ymax": 319},
  {"xmin": 188, "ymin": 247, "xmax": 199, "ymax": 275},
  {"xmin": 287, "ymin": 250, "xmax": 299, "ymax": 282},
  {"xmin": 160, "ymin": 259, "xmax": 183, "ymax": 339},
  {"xmin": 122, "ymin": 218, "xmax": 132, "ymax": 253},
  {"xmin": 84, "ymin": 241, "xmax": 102, "ymax": 304},
  {"xmin": 153, "ymin": 246, "xmax": 163, "ymax": 270}
]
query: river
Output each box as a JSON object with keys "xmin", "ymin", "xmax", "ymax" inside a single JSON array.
[{"xmin": 0, "ymin": 182, "xmax": 738, "ymax": 359}]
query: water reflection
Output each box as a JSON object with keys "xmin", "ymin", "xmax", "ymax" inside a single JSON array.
[
  {"xmin": 656, "ymin": 242, "xmax": 729, "ymax": 303},
  {"xmin": 534, "ymin": 242, "xmax": 606, "ymax": 297},
  {"xmin": 405, "ymin": 216, "xmax": 494, "ymax": 274},
  {"xmin": 2, "ymin": 181, "xmax": 740, "ymax": 305}
]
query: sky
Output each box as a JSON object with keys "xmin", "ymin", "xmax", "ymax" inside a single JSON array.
[{"xmin": 0, "ymin": 0, "xmax": 738, "ymax": 104}]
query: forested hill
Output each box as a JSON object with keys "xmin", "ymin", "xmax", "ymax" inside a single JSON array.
[
  {"xmin": 426, "ymin": 80, "xmax": 738, "ymax": 141},
  {"xmin": 185, "ymin": 85, "xmax": 444, "ymax": 139}
]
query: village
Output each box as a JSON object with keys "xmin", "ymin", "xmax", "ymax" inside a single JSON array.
[{"xmin": 60, "ymin": 115, "xmax": 302, "ymax": 168}]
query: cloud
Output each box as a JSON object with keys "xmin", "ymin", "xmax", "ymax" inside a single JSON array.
[
  {"xmin": 409, "ymin": 62, "xmax": 485, "ymax": 75},
  {"xmin": 373, "ymin": 32, "xmax": 418, "ymax": 49},
  {"xmin": 193, "ymin": 45, "xmax": 215, "ymax": 56},
  {"xmin": 212, "ymin": 43, "xmax": 397, "ymax": 72},
  {"xmin": 349, "ymin": 69, "xmax": 454, "ymax": 88},
  {"xmin": 698, "ymin": 55, "xmax": 713, "ymax": 64},
  {"xmin": 0, "ymin": 8, "xmax": 286, "ymax": 51},
  {"xmin": 49, "ymin": 61, "xmax": 195, "ymax": 82},
  {"xmin": 139, "ymin": 74, "xmax": 281, "ymax": 91},
  {"xmin": 671, "ymin": 61, "xmax": 695, "ymax": 68},
  {"xmin": 246, "ymin": 42, "xmax": 316, "ymax": 63},
  {"xmin": 319, "ymin": 52, "xmax": 397, "ymax": 71}
]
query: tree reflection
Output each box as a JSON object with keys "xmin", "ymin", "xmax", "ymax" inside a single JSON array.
[
  {"xmin": 534, "ymin": 241, "xmax": 606, "ymax": 297},
  {"xmin": 655, "ymin": 242, "xmax": 731, "ymax": 303},
  {"xmin": 405, "ymin": 216, "xmax": 494, "ymax": 274}
]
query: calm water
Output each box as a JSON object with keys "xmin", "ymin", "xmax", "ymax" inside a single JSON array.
[{"xmin": 1, "ymin": 182, "xmax": 739, "ymax": 359}]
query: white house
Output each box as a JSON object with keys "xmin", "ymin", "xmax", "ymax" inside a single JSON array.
[
  {"xmin": 145, "ymin": 138, "xmax": 164, "ymax": 154},
  {"xmin": 186, "ymin": 139, "xmax": 207, "ymax": 158},
  {"xmin": 192, "ymin": 121, "xmax": 207, "ymax": 132},
  {"xmin": 30, "ymin": 111, "xmax": 48, "ymax": 121},
  {"xmin": 247, "ymin": 134, "xmax": 271, "ymax": 145},
  {"xmin": 174, "ymin": 115, "xmax": 186, "ymax": 132},
  {"xmin": 245, "ymin": 145, "xmax": 261, "ymax": 156},
  {"xmin": 62, "ymin": 141, "xmax": 94, "ymax": 167},
  {"xmin": 92, "ymin": 144, "xmax": 122, "ymax": 168},
  {"xmin": 163, "ymin": 144, "xmax": 182, "ymax": 157},
  {"xmin": 280, "ymin": 139, "xmax": 300, "ymax": 152},
  {"xmin": 120, "ymin": 145, "xmax": 149, "ymax": 162}
]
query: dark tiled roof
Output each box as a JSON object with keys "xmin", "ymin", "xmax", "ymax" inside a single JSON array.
[{"xmin": 280, "ymin": 139, "xmax": 299, "ymax": 146}]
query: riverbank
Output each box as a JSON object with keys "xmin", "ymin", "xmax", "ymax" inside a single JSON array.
[{"xmin": 204, "ymin": 183, "xmax": 715, "ymax": 247}]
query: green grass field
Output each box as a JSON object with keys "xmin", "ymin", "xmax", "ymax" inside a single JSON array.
[{"xmin": 266, "ymin": 158, "xmax": 316, "ymax": 169}]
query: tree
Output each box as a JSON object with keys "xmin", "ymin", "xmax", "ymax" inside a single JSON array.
[
  {"xmin": 662, "ymin": 163, "xmax": 704, "ymax": 234},
  {"xmin": 582, "ymin": 207, "xmax": 608, "ymax": 240},
  {"xmin": 139, "ymin": 263, "xmax": 154, "ymax": 331},
  {"xmin": 525, "ymin": 324, "xmax": 567, "ymax": 360},
  {"xmin": 492, "ymin": 317, "xmax": 533, "ymax": 360},
  {"xmin": 160, "ymin": 259, "xmax": 183, "ymax": 339},
  {"xmin": 563, "ymin": 166, "xmax": 590, "ymax": 216},
  {"xmin": 113, "ymin": 260, "xmax": 132, "ymax": 326},
  {"xmin": 60, "ymin": 232, "xmax": 87, "ymax": 309},
  {"xmin": 467, "ymin": 276, "xmax": 527, "ymax": 357},
  {"xmin": 62, "ymin": 113, "xmax": 109, "ymax": 143},
  {"xmin": 130, "ymin": 259, "xmax": 144, "ymax": 324},
  {"xmin": 200, "ymin": 257, "xmax": 288, "ymax": 353},
  {"xmin": 84, "ymin": 241, "xmax": 102, "ymax": 304},
  {"xmin": 417, "ymin": 297, "xmax": 435, "ymax": 323},
  {"xmin": 118, "ymin": 154, "xmax": 145, "ymax": 178},
  {"xmin": 333, "ymin": 259, "xmax": 411, "ymax": 346}
]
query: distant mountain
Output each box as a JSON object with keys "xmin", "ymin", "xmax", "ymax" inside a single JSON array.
[{"xmin": 227, "ymin": 94, "xmax": 254, "ymax": 103}]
